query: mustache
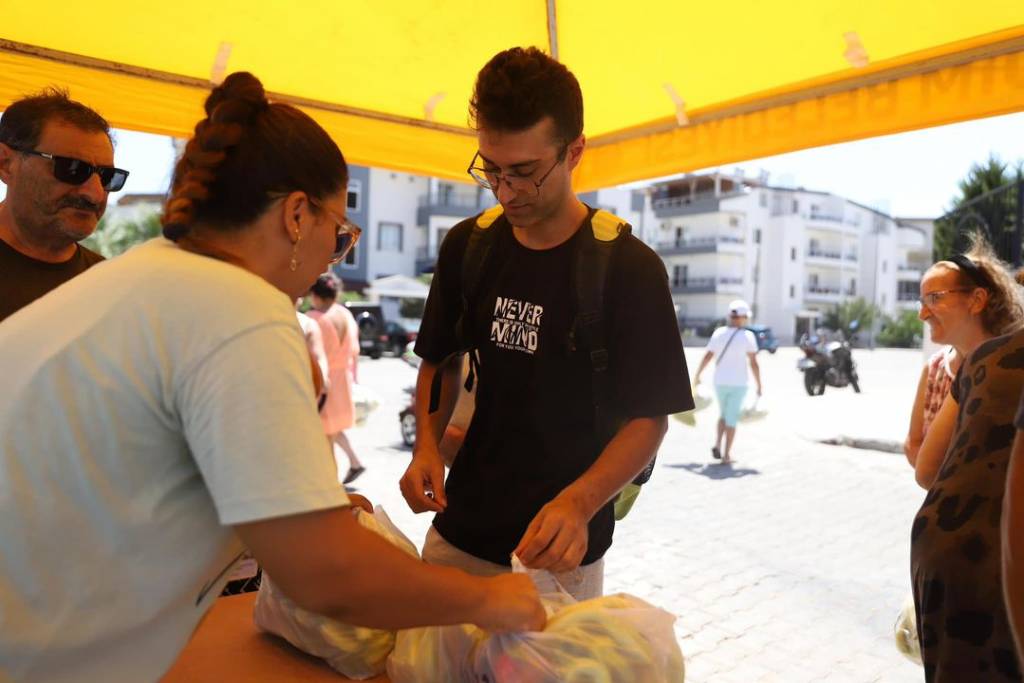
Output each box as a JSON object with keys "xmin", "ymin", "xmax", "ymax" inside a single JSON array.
[{"xmin": 58, "ymin": 196, "xmax": 103, "ymax": 216}]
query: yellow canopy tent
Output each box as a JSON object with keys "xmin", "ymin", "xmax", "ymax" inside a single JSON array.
[{"xmin": 1, "ymin": 1, "xmax": 1022, "ymax": 191}]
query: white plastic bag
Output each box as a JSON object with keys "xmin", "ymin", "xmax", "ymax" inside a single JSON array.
[
  {"xmin": 387, "ymin": 559, "xmax": 685, "ymax": 683},
  {"xmin": 894, "ymin": 593, "xmax": 922, "ymax": 664},
  {"xmin": 352, "ymin": 382, "xmax": 380, "ymax": 425},
  {"xmin": 253, "ymin": 505, "xmax": 418, "ymax": 679},
  {"xmin": 386, "ymin": 622, "xmax": 486, "ymax": 683},
  {"xmin": 739, "ymin": 395, "xmax": 769, "ymax": 422},
  {"xmin": 473, "ymin": 560, "xmax": 685, "ymax": 682}
]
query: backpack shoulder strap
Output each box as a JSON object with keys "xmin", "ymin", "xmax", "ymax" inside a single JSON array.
[
  {"xmin": 456, "ymin": 204, "xmax": 504, "ymax": 348},
  {"xmin": 429, "ymin": 205, "xmax": 504, "ymax": 414},
  {"xmin": 570, "ymin": 208, "xmax": 631, "ymax": 435}
]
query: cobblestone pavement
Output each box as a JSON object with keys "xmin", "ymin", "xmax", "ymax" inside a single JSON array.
[{"xmin": 346, "ymin": 347, "xmax": 928, "ymax": 682}]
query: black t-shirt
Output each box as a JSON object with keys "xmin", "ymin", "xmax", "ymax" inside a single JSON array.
[
  {"xmin": 415, "ymin": 206, "xmax": 693, "ymax": 566},
  {"xmin": 0, "ymin": 237, "xmax": 104, "ymax": 322}
]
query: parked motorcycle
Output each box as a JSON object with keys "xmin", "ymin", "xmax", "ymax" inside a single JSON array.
[
  {"xmin": 398, "ymin": 342, "xmax": 419, "ymax": 447},
  {"xmin": 797, "ymin": 322, "xmax": 861, "ymax": 396}
]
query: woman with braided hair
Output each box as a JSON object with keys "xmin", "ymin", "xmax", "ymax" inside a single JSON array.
[{"xmin": 0, "ymin": 72, "xmax": 544, "ymax": 683}]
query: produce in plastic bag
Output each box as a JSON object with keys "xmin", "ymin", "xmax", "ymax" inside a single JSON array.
[
  {"xmin": 386, "ymin": 558, "xmax": 684, "ymax": 683},
  {"xmin": 893, "ymin": 593, "xmax": 922, "ymax": 664},
  {"xmin": 253, "ymin": 505, "xmax": 418, "ymax": 679},
  {"xmin": 475, "ymin": 593, "xmax": 685, "ymax": 683},
  {"xmin": 387, "ymin": 622, "xmax": 487, "ymax": 683}
]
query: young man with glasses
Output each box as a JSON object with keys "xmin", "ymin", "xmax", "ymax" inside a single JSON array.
[
  {"xmin": 403, "ymin": 47, "xmax": 693, "ymax": 599},
  {"xmin": 0, "ymin": 88, "xmax": 129, "ymax": 322}
]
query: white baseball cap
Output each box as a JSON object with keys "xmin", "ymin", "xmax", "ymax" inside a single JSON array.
[{"xmin": 727, "ymin": 299, "xmax": 751, "ymax": 317}]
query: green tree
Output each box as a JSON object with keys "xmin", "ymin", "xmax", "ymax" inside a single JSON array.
[
  {"xmin": 877, "ymin": 310, "xmax": 923, "ymax": 348},
  {"xmin": 822, "ymin": 297, "xmax": 878, "ymax": 332},
  {"xmin": 82, "ymin": 212, "xmax": 163, "ymax": 258},
  {"xmin": 934, "ymin": 155, "xmax": 1023, "ymax": 262}
]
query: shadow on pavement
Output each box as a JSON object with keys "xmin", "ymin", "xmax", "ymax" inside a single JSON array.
[{"xmin": 664, "ymin": 462, "xmax": 761, "ymax": 479}]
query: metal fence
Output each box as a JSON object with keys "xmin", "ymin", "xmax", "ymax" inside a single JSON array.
[{"xmin": 938, "ymin": 179, "xmax": 1023, "ymax": 267}]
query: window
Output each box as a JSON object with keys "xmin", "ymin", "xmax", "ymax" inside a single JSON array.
[
  {"xmin": 347, "ymin": 179, "xmax": 362, "ymax": 211},
  {"xmin": 792, "ymin": 199, "xmax": 799, "ymax": 213},
  {"xmin": 790, "ymin": 284, "xmax": 795, "ymax": 298},
  {"xmin": 759, "ymin": 192, "xmax": 768, "ymax": 208},
  {"xmin": 436, "ymin": 227, "xmax": 450, "ymax": 248},
  {"xmin": 754, "ymin": 229, "xmax": 761, "ymax": 244},
  {"xmin": 882, "ymin": 260, "xmax": 888, "ymax": 274},
  {"xmin": 729, "ymin": 216, "xmax": 740, "ymax": 227},
  {"xmin": 849, "ymin": 279, "xmax": 856, "ymax": 295},
  {"xmin": 342, "ymin": 241, "xmax": 358, "ymax": 267},
  {"xmin": 377, "ymin": 222, "xmax": 403, "ymax": 252},
  {"xmin": 791, "ymin": 247, "xmax": 797, "ymax": 261}
]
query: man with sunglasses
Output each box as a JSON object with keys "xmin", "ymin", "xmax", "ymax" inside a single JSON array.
[
  {"xmin": 403, "ymin": 47, "xmax": 692, "ymax": 599},
  {"xmin": 0, "ymin": 88, "xmax": 128, "ymax": 322}
]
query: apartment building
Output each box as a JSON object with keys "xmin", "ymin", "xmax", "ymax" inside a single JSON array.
[
  {"xmin": 643, "ymin": 172, "xmax": 933, "ymax": 343},
  {"xmin": 106, "ymin": 165, "xmax": 931, "ymax": 340}
]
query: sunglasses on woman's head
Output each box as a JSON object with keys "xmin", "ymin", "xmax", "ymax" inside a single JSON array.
[{"xmin": 13, "ymin": 148, "xmax": 129, "ymax": 192}]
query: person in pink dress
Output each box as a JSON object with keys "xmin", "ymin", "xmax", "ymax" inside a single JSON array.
[{"xmin": 308, "ymin": 273, "xmax": 365, "ymax": 484}]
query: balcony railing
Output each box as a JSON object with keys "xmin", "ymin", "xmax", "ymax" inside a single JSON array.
[
  {"xmin": 809, "ymin": 212, "xmax": 844, "ymax": 222},
  {"xmin": 417, "ymin": 192, "xmax": 494, "ymax": 224},
  {"xmin": 807, "ymin": 248, "xmax": 859, "ymax": 262},
  {"xmin": 670, "ymin": 276, "xmax": 744, "ymax": 293},
  {"xmin": 657, "ymin": 235, "xmax": 745, "ymax": 254}
]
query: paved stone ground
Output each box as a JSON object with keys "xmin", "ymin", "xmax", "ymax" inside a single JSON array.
[{"xmin": 344, "ymin": 347, "xmax": 928, "ymax": 682}]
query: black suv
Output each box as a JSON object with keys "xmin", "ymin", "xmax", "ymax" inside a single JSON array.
[{"xmin": 345, "ymin": 303, "xmax": 386, "ymax": 359}]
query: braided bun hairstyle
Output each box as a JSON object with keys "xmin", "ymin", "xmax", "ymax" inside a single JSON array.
[{"xmin": 162, "ymin": 72, "xmax": 347, "ymax": 241}]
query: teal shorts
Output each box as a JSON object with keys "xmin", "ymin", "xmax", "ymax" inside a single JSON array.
[{"xmin": 715, "ymin": 385, "xmax": 748, "ymax": 427}]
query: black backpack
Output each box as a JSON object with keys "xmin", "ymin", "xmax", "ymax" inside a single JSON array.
[{"xmin": 428, "ymin": 204, "xmax": 658, "ymax": 492}]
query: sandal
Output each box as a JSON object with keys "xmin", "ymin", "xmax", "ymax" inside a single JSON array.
[
  {"xmin": 343, "ymin": 465, "xmax": 366, "ymax": 485},
  {"xmin": 711, "ymin": 447, "xmax": 722, "ymax": 460}
]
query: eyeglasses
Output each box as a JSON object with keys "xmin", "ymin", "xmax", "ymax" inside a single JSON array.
[
  {"xmin": 13, "ymin": 147, "xmax": 129, "ymax": 192},
  {"xmin": 467, "ymin": 146, "xmax": 567, "ymax": 197},
  {"xmin": 917, "ymin": 288, "xmax": 974, "ymax": 311},
  {"xmin": 309, "ymin": 199, "xmax": 361, "ymax": 264}
]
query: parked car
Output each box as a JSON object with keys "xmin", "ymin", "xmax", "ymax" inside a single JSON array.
[
  {"xmin": 345, "ymin": 302, "xmax": 386, "ymax": 359},
  {"xmin": 383, "ymin": 321, "xmax": 417, "ymax": 357},
  {"xmin": 747, "ymin": 324, "xmax": 779, "ymax": 354}
]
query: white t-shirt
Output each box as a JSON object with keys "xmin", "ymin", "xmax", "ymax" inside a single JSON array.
[
  {"xmin": 0, "ymin": 239, "xmax": 349, "ymax": 683},
  {"xmin": 705, "ymin": 325, "xmax": 758, "ymax": 386}
]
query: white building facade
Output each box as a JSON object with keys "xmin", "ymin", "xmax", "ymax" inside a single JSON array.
[{"xmin": 644, "ymin": 172, "xmax": 933, "ymax": 343}]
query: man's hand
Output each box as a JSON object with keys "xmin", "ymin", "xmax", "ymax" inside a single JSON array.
[
  {"xmin": 514, "ymin": 493, "xmax": 589, "ymax": 573},
  {"xmin": 399, "ymin": 445, "xmax": 447, "ymax": 513},
  {"xmin": 472, "ymin": 573, "xmax": 547, "ymax": 633}
]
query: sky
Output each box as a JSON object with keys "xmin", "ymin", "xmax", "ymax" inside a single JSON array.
[{"xmin": 5, "ymin": 111, "xmax": 1023, "ymax": 219}]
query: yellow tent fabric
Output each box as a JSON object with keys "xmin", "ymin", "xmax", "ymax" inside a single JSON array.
[{"xmin": 1, "ymin": 2, "xmax": 1022, "ymax": 190}]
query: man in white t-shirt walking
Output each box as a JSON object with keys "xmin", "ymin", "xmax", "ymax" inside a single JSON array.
[{"xmin": 693, "ymin": 300, "xmax": 763, "ymax": 464}]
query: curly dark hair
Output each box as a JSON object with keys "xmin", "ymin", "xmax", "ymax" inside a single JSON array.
[
  {"xmin": 469, "ymin": 47, "xmax": 582, "ymax": 145},
  {"xmin": 162, "ymin": 72, "xmax": 347, "ymax": 241}
]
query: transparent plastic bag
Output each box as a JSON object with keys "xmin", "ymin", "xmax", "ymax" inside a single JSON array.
[
  {"xmin": 893, "ymin": 593, "xmax": 922, "ymax": 664},
  {"xmin": 386, "ymin": 622, "xmax": 486, "ymax": 683},
  {"xmin": 253, "ymin": 505, "xmax": 418, "ymax": 679},
  {"xmin": 474, "ymin": 563, "xmax": 685, "ymax": 683},
  {"xmin": 739, "ymin": 395, "xmax": 769, "ymax": 422},
  {"xmin": 387, "ymin": 559, "xmax": 684, "ymax": 683}
]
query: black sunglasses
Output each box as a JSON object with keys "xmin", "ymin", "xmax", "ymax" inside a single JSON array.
[{"xmin": 14, "ymin": 147, "xmax": 129, "ymax": 192}]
